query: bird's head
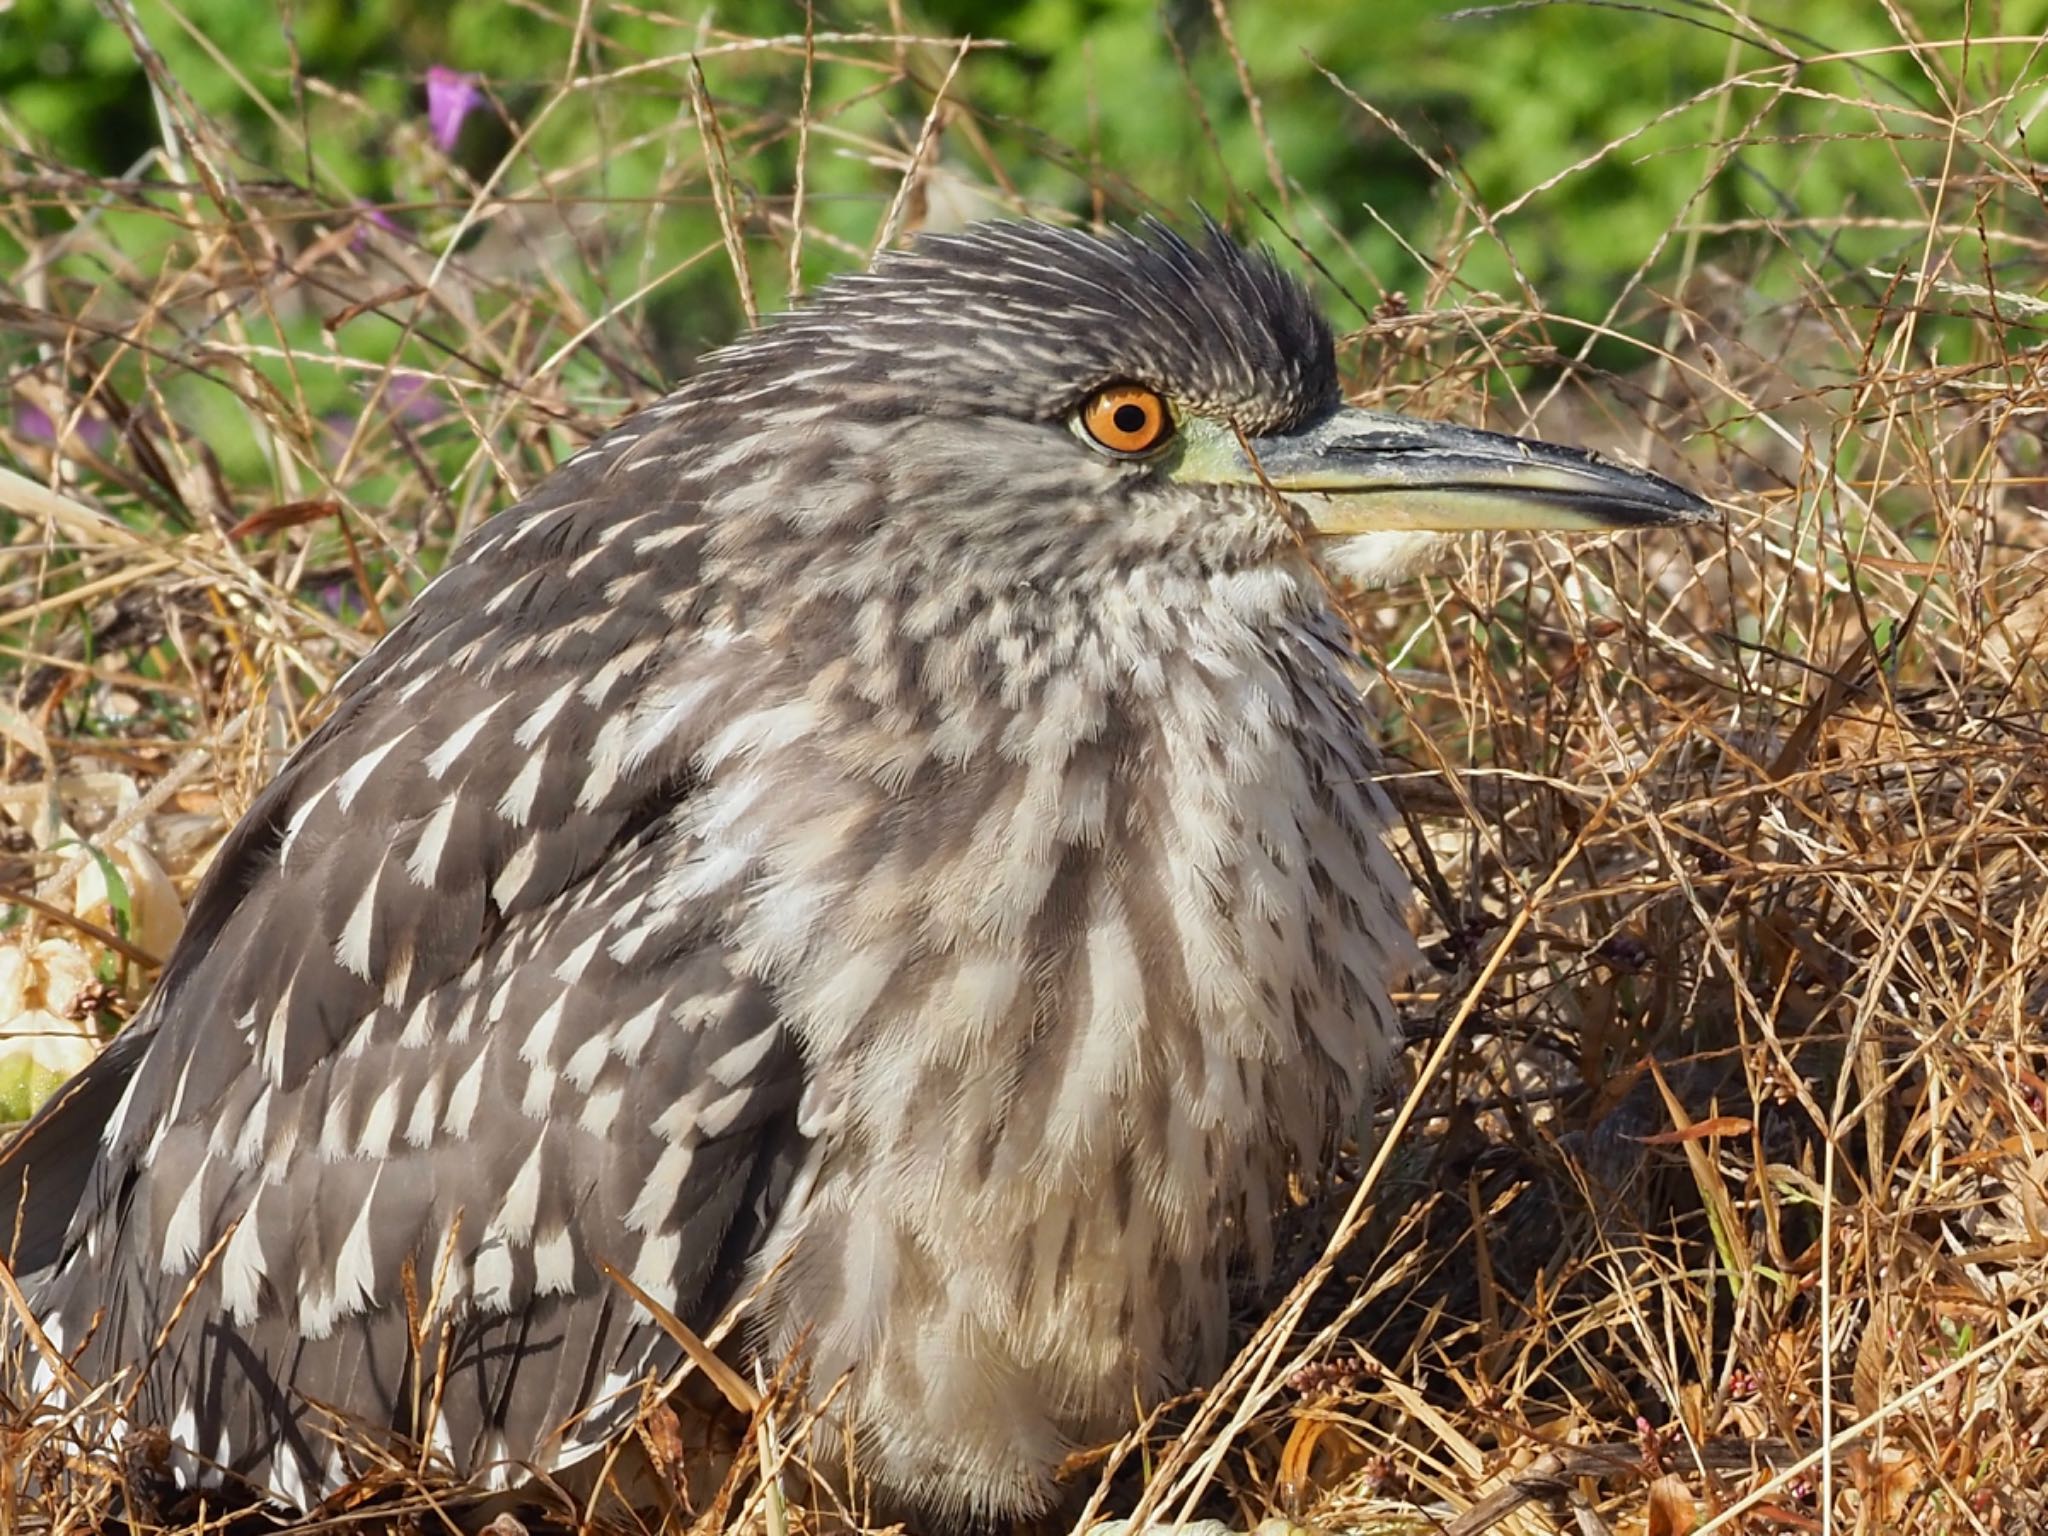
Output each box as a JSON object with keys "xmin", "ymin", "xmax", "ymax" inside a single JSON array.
[{"xmin": 681, "ymin": 218, "xmax": 1710, "ymax": 624}]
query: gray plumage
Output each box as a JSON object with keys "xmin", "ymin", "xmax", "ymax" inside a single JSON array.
[{"xmin": 2, "ymin": 219, "xmax": 1707, "ymax": 1523}]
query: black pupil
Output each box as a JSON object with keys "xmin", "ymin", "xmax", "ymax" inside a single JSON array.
[{"xmin": 1110, "ymin": 401, "xmax": 1150, "ymax": 437}]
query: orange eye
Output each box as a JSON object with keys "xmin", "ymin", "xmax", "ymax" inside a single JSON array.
[{"xmin": 1079, "ymin": 384, "xmax": 1173, "ymax": 457}]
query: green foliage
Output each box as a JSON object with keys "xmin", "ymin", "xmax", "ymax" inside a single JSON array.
[
  {"xmin": 3, "ymin": 0, "xmax": 2042, "ymax": 521},
  {"xmin": 12, "ymin": 0, "xmax": 2041, "ymax": 314}
]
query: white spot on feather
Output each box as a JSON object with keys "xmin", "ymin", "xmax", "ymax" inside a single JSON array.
[
  {"xmin": 407, "ymin": 799, "xmax": 459, "ymax": 888},
  {"xmin": 160, "ymin": 1173, "xmax": 207, "ymax": 1275},
  {"xmin": 405, "ymin": 1074, "xmax": 444, "ymax": 1148},
  {"xmin": 474, "ymin": 1243, "xmax": 515, "ymax": 1312},
  {"xmin": 575, "ymin": 714, "xmax": 632, "ymax": 810},
  {"xmin": 279, "ymin": 781, "xmax": 332, "ymax": 865},
  {"xmin": 380, "ymin": 940, "xmax": 416, "ymax": 1010},
  {"xmin": 706, "ymin": 1025, "xmax": 779, "ymax": 1085},
  {"xmin": 260, "ymin": 979, "xmax": 297, "ymax": 1085},
  {"xmin": 300, "ymin": 1282, "xmax": 339, "ymax": 1341},
  {"xmin": 232, "ymin": 1088, "xmax": 272, "ymax": 1169},
  {"xmin": 629, "ymin": 1229, "xmax": 681, "ymax": 1300},
  {"xmin": 333, "ymin": 728, "xmax": 414, "ymax": 812},
  {"xmin": 424, "ymin": 697, "xmax": 507, "ymax": 779},
  {"xmin": 580, "ymin": 636, "xmax": 661, "ymax": 706},
  {"xmin": 520, "ymin": 996, "xmax": 567, "ymax": 1074},
  {"xmin": 268, "ymin": 1446, "xmax": 315, "ymax": 1509},
  {"xmin": 612, "ymin": 997, "xmax": 663, "ymax": 1062},
  {"xmin": 331, "ymin": 1173, "xmax": 383, "ymax": 1319},
  {"xmin": 357, "ymin": 1078, "xmax": 403, "ymax": 1159},
  {"xmin": 334, "ymin": 879, "xmax": 380, "ymax": 980},
  {"xmin": 632, "ymin": 521, "xmax": 699, "ymax": 556},
  {"xmin": 581, "ymin": 1087, "xmax": 622, "ymax": 1138},
  {"xmin": 443, "ymin": 1051, "xmax": 489, "ymax": 1139},
  {"xmin": 552, "ymin": 930, "xmax": 605, "ymax": 987},
  {"xmin": 492, "ymin": 1142, "xmax": 545, "ymax": 1245},
  {"xmin": 627, "ymin": 1142, "xmax": 695, "ymax": 1232},
  {"xmin": 533, "ymin": 1226, "xmax": 576, "ymax": 1296},
  {"xmin": 220, "ymin": 1206, "xmax": 266, "ymax": 1324},
  {"xmin": 318, "ymin": 1085, "xmax": 356, "ymax": 1160},
  {"xmin": 562, "ymin": 1032, "xmax": 609, "ymax": 1090},
  {"xmin": 497, "ymin": 754, "xmax": 546, "ymax": 827},
  {"xmin": 492, "ymin": 840, "xmax": 540, "ymax": 911},
  {"xmin": 515, "ymin": 680, "xmax": 577, "ymax": 748},
  {"xmin": 694, "ymin": 1085, "xmax": 751, "ymax": 1138}
]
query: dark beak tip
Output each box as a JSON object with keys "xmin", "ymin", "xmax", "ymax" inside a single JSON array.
[
  {"xmin": 1564, "ymin": 444, "xmax": 1715, "ymax": 526},
  {"xmin": 1660, "ymin": 481, "xmax": 1718, "ymax": 526},
  {"xmin": 1638, "ymin": 484, "xmax": 1716, "ymax": 526}
]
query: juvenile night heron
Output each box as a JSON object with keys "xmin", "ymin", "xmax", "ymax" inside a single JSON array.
[{"xmin": 2, "ymin": 219, "xmax": 1708, "ymax": 1523}]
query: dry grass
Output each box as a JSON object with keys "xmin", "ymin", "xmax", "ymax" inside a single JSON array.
[{"xmin": 4, "ymin": 4, "xmax": 2048, "ymax": 1534}]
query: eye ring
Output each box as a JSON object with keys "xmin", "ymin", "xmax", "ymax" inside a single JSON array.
[{"xmin": 1078, "ymin": 384, "xmax": 1174, "ymax": 458}]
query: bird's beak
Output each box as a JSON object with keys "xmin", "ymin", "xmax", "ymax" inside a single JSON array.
[{"xmin": 1180, "ymin": 407, "xmax": 1712, "ymax": 535}]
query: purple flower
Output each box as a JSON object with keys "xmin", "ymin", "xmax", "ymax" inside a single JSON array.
[
  {"xmin": 425, "ymin": 66, "xmax": 481, "ymax": 152},
  {"xmin": 15, "ymin": 402, "xmax": 111, "ymax": 452},
  {"xmin": 385, "ymin": 373, "xmax": 445, "ymax": 425},
  {"xmin": 351, "ymin": 203, "xmax": 403, "ymax": 250}
]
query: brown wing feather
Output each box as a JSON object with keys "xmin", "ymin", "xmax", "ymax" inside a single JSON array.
[{"xmin": 18, "ymin": 426, "xmax": 808, "ymax": 1498}]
